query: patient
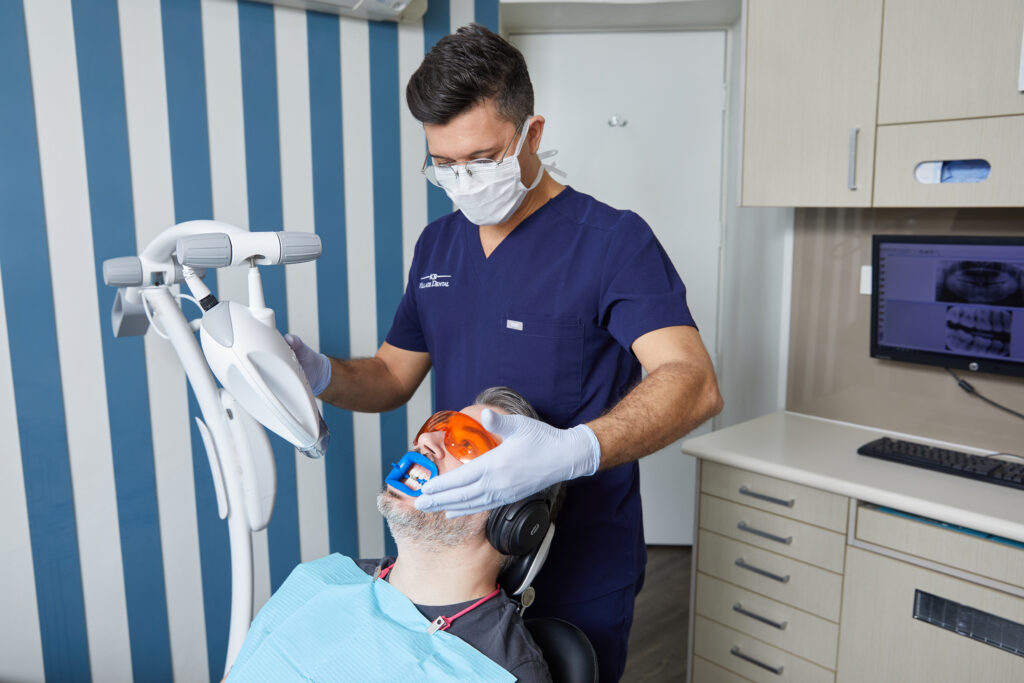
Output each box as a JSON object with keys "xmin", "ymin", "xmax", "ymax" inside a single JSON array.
[{"xmin": 226, "ymin": 386, "xmax": 553, "ymax": 682}]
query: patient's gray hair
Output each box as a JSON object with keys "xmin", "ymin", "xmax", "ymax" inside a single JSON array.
[{"xmin": 474, "ymin": 386, "xmax": 539, "ymax": 420}]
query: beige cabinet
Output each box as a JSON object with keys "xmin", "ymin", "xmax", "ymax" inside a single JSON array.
[
  {"xmin": 690, "ymin": 462, "xmax": 848, "ymax": 681},
  {"xmin": 685, "ymin": 414, "xmax": 1024, "ymax": 681},
  {"xmin": 872, "ymin": 0, "xmax": 1024, "ymax": 206},
  {"xmin": 874, "ymin": 115, "xmax": 1024, "ymax": 206},
  {"xmin": 742, "ymin": 0, "xmax": 1024, "ymax": 207},
  {"xmin": 877, "ymin": 0, "xmax": 1024, "ymax": 124},
  {"xmin": 690, "ymin": 460, "xmax": 1024, "ymax": 682},
  {"xmin": 837, "ymin": 547, "xmax": 1024, "ymax": 682},
  {"xmin": 741, "ymin": 0, "xmax": 883, "ymax": 207}
]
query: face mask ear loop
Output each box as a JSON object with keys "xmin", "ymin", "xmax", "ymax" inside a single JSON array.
[{"xmin": 523, "ymin": 162, "xmax": 548, "ymax": 192}]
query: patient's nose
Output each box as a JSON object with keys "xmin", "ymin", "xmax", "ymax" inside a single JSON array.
[{"xmin": 415, "ymin": 431, "xmax": 447, "ymax": 463}]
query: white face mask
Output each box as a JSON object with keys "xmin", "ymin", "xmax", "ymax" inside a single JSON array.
[{"xmin": 430, "ymin": 119, "xmax": 545, "ymax": 226}]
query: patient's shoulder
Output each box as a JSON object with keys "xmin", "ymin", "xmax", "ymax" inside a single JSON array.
[
  {"xmin": 444, "ymin": 593, "xmax": 552, "ymax": 682},
  {"xmin": 354, "ymin": 556, "xmax": 391, "ymax": 576},
  {"xmin": 352, "ymin": 560, "xmax": 551, "ymax": 680}
]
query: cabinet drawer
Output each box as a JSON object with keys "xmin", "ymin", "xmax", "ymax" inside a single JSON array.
[
  {"xmin": 855, "ymin": 504, "xmax": 1024, "ymax": 591},
  {"xmin": 700, "ymin": 462, "xmax": 848, "ymax": 532},
  {"xmin": 837, "ymin": 547, "xmax": 1024, "ymax": 682},
  {"xmin": 695, "ymin": 572, "xmax": 839, "ymax": 670},
  {"xmin": 697, "ymin": 529, "xmax": 843, "ymax": 621},
  {"xmin": 700, "ymin": 494, "xmax": 846, "ymax": 572},
  {"xmin": 874, "ymin": 115, "xmax": 1024, "ymax": 207},
  {"xmin": 694, "ymin": 616, "xmax": 834, "ymax": 683},
  {"xmin": 692, "ymin": 655, "xmax": 750, "ymax": 683}
]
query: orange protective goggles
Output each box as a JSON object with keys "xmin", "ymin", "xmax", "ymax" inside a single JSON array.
[{"xmin": 414, "ymin": 410, "xmax": 500, "ymax": 463}]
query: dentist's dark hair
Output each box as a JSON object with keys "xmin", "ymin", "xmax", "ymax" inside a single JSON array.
[{"xmin": 406, "ymin": 23, "xmax": 534, "ymax": 126}]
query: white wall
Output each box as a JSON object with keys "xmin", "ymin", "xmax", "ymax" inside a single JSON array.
[{"xmin": 713, "ymin": 11, "xmax": 793, "ymax": 428}]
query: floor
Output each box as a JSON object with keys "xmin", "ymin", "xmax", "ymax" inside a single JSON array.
[{"xmin": 622, "ymin": 545, "xmax": 692, "ymax": 682}]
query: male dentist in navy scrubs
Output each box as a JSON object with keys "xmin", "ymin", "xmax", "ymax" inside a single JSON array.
[{"xmin": 287, "ymin": 24, "xmax": 723, "ymax": 682}]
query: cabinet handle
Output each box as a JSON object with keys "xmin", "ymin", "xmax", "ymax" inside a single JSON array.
[
  {"xmin": 1018, "ymin": 23, "xmax": 1024, "ymax": 92},
  {"xmin": 848, "ymin": 127, "xmax": 860, "ymax": 190},
  {"xmin": 733, "ymin": 602, "xmax": 788, "ymax": 631},
  {"xmin": 730, "ymin": 646, "xmax": 784, "ymax": 675},
  {"xmin": 737, "ymin": 521, "xmax": 793, "ymax": 545},
  {"xmin": 735, "ymin": 557, "xmax": 790, "ymax": 584},
  {"xmin": 738, "ymin": 486, "xmax": 794, "ymax": 508}
]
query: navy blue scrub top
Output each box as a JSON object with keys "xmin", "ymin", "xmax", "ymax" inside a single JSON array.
[{"xmin": 386, "ymin": 186, "xmax": 695, "ymax": 602}]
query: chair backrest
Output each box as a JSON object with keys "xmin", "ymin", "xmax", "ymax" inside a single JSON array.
[{"xmin": 525, "ymin": 617, "xmax": 598, "ymax": 683}]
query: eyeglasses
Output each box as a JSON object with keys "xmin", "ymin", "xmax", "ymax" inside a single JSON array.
[
  {"xmin": 420, "ymin": 120, "xmax": 527, "ymax": 187},
  {"xmin": 414, "ymin": 410, "xmax": 500, "ymax": 462}
]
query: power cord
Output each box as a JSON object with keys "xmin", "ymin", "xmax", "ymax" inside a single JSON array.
[
  {"xmin": 141, "ymin": 291, "xmax": 170, "ymax": 340},
  {"xmin": 944, "ymin": 367, "xmax": 1024, "ymax": 421},
  {"xmin": 140, "ymin": 289, "xmax": 206, "ymax": 341}
]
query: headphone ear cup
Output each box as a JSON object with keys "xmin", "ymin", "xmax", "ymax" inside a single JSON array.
[{"xmin": 488, "ymin": 498, "xmax": 551, "ymax": 556}]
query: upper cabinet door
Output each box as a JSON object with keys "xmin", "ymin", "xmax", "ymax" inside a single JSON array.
[
  {"xmin": 878, "ymin": 0, "xmax": 1024, "ymax": 125},
  {"xmin": 741, "ymin": 0, "xmax": 883, "ymax": 207}
]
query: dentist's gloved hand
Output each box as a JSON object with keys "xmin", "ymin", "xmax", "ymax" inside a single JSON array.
[
  {"xmin": 284, "ymin": 334, "xmax": 331, "ymax": 396},
  {"xmin": 414, "ymin": 409, "xmax": 602, "ymax": 517}
]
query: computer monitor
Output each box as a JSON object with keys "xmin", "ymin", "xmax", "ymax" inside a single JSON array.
[{"xmin": 870, "ymin": 234, "xmax": 1024, "ymax": 378}]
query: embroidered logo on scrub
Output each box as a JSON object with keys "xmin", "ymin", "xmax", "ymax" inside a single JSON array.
[{"xmin": 419, "ymin": 273, "xmax": 451, "ymax": 289}]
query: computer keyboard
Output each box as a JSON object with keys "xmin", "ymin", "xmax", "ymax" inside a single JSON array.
[{"xmin": 857, "ymin": 437, "xmax": 1024, "ymax": 491}]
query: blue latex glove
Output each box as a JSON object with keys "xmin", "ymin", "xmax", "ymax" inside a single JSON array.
[
  {"xmin": 284, "ymin": 333, "xmax": 331, "ymax": 396},
  {"xmin": 414, "ymin": 408, "xmax": 602, "ymax": 516}
]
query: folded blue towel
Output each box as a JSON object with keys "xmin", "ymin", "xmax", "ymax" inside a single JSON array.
[{"xmin": 940, "ymin": 159, "xmax": 990, "ymax": 183}]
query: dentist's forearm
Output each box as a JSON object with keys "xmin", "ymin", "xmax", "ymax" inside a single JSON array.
[
  {"xmin": 319, "ymin": 356, "xmax": 412, "ymax": 412},
  {"xmin": 318, "ymin": 342, "xmax": 432, "ymax": 413},
  {"xmin": 587, "ymin": 360, "xmax": 723, "ymax": 470}
]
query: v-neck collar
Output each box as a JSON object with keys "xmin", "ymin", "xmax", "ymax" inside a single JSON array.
[{"xmin": 464, "ymin": 186, "xmax": 573, "ymax": 281}]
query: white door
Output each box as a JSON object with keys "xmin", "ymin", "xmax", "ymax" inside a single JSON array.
[{"xmin": 511, "ymin": 30, "xmax": 725, "ymax": 545}]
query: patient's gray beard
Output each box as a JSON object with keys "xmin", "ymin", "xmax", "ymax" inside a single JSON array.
[{"xmin": 377, "ymin": 490, "xmax": 484, "ymax": 550}]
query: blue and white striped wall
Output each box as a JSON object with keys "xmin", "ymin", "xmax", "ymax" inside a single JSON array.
[{"xmin": 0, "ymin": 0, "xmax": 496, "ymax": 681}]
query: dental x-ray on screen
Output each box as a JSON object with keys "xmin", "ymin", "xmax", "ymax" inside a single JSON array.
[{"xmin": 870, "ymin": 235, "xmax": 1024, "ymax": 377}]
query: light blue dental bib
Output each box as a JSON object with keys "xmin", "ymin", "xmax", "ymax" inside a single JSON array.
[{"xmin": 226, "ymin": 554, "xmax": 514, "ymax": 682}]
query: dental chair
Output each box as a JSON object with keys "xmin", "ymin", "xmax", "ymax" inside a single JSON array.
[{"xmin": 499, "ymin": 525, "xmax": 599, "ymax": 683}]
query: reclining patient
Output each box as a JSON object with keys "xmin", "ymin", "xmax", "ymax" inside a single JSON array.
[{"xmin": 225, "ymin": 386, "xmax": 554, "ymax": 682}]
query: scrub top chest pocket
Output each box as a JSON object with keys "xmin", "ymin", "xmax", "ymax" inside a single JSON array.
[{"xmin": 499, "ymin": 314, "xmax": 584, "ymax": 424}]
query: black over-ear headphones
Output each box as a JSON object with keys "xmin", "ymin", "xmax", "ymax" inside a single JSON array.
[{"xmin": 486, "ymin": 483, "xmax": 562, "ymax": 556}]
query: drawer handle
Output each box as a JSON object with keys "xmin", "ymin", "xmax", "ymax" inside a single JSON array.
[
  {"xmin": 735, "ymin": 557, "xmax": 790, "ymax": 584},
  {"xmin": 730, "ymin": 645, "xmax": 784, "ymax": 675},
  {"xmin": 733, "ymin": 602, "xmax": 788, "ymax": 631},
  {"xmin": 848, "ymin": 127, "xmax": 859, "ymax": 190},
  {"xmin": 738, "ymin": 486, "xmax": 795, "ymax": 508},
  {"xmin": 737, "ymin": 521, "xmax": 793, "ymax": 546}
]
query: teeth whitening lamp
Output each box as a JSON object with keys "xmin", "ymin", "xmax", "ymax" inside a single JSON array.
[{"xmin": 103, "ymin": 220, "xmax": 328, "ymax": 674}]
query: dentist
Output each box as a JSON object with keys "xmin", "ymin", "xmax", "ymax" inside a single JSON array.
[{"xmin": 287, "ymin": 24, "xmax": 722, "ymax": 682}]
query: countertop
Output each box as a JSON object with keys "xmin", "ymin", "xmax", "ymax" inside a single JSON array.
[{"xmin": 680, "ymin": 411, "xmax": 1024, "ymax": 544}]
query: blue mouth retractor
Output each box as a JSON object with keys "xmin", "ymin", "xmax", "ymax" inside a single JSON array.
[{"xmin": 385, "ymin": 451, "xmax": 439, "ymax": 497}]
